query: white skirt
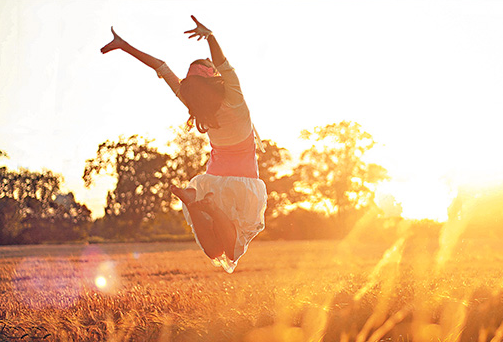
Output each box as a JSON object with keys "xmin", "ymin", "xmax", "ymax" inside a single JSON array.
[{"xmin": 182, "ymin": 174, "xmax": 267, "ymax": 273}]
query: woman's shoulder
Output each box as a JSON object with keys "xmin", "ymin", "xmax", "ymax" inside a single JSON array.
[{"xmin": 216, "ymin": 59, "xmax": 234, "ymax": 74}]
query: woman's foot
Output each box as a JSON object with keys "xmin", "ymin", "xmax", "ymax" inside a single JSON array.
[
  {"xmin": 189, "ymin": 192, "xmax": 217, "ymax": 213},
  {"xmin": 201, "ymin": 192, "xmax": 217, "ymax": 210},
  {"xmin": 170, "ymin": 185, "xmax": 196, "ymax": 205},
  {"xmin": 101, "ymin": 27, "xmax": 126, "ymax": 54}
]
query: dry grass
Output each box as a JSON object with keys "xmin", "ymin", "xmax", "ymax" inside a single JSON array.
[{"xmin": 1, "ymin": 237, "xmax": 503, "ymax": 341}]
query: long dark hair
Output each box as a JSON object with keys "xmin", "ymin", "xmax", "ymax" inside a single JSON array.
[{"xmin": 180, "ymin": 59, "xmax": 225, "ymax": 133}]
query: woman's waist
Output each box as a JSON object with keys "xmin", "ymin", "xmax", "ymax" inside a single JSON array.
[
  {"xmin": 209, "ymin": 149, "xmax": 257, "ymax": 164},
  {"xmin": 206, "ymin": 150, "xmax": 258, "ymax": 178}
]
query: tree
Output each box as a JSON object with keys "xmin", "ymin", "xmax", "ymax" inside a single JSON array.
[
  {"xmin": 83, "ymin": 135, "xmax": 172, "ymax": 238},
  {"xmin": 0, "ymin": 167, "xmax": 91, "ymax": 244},
  {"xmin": 50, "ymin": 193, "xmax": 92, "ymax": 242},
  {"xmin": 166, "ymin": 126, "xmax": 210, "ymax": 189},
  {"xmin": 257, "ymin": 140, "xmax": 303, "ymax": 219},
  {"xmin": 0, "ymin": 197, "xmax": 23, "ymax": 244},
  {"xmin": 83, "ymin": 129, "xmax": 210, "ymax": 239},
  {"xmin": 296, "ymin": 121, "xmax": 388, "ymax": 235},
  {"xmin": 0, "ymin": 167, "xmax": 60, "ymax": 204}
]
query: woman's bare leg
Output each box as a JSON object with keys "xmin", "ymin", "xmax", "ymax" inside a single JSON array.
[
  {"xmin": 101, "ymin": 27, "xmax": 164, "ymax": 70},
  {"xmin": 170, "ymin": 185, "xmax": 224, "ymax": 259},
  {"xmin": 186, "ymin": 203, "xmax": 225, "ymax": 259},
  {"xmin": 191, "ymin": 193, "xmax": 237, "ymax": 260}
]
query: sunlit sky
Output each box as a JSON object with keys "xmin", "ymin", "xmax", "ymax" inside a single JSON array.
[{"xmin": 2, "ymin": 0, "xmax": 503, "ymax": 221}]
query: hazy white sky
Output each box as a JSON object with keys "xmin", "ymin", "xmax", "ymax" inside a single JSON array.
[{"xmin": 2, "ymin": 0, "xmax": 503, "ymax": 220}]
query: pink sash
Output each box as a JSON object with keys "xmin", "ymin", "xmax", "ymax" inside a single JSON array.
[{"xmin": 206, "ymin": 132, "xmax": 259, "ymax": 178}]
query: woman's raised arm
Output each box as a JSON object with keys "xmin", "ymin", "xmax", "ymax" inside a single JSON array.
[
  {"xmin": 101, "ymin": 27, "xmax": 165, "ymax": 70},
  {"xmin": 101, "ymin": 27, "xmax": 184, "ymax": 102},
  {"xmin": 184, "ymin": 16, "xmax": 225, "ymax": 67}
]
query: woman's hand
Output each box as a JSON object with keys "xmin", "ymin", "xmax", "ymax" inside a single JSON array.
[
  {"xmin": 101, "ymin": 27, "xmax": 126, "ymax": 54},
  {"xmin": 185, "ymin": 15, "xmax": 225, "ymax": 67},
  {"xmin": 184, "ymin": 15, "xmax": 213, "ymax": 41}
]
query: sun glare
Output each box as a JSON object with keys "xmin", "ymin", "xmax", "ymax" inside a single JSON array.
[
  {"xmin": 377, "ymin": 178, "xmax": 453, "ymax": 222},
  {"xmin": 95, "ymin": 276, "xmax": 107, "ymax": 289}
]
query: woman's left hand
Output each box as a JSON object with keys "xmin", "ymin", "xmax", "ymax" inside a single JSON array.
[{"xmin": 184, "ymin": 15, "xmax": 213, "ymax": 40}]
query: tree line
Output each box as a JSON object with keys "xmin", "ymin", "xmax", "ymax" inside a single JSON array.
[
  {"xmin": 0, "ymin": 167, "xmax": 91, "ymax": 244},
  {"xmin": 0, "ymin": 121, "xmax": 389, "ymax": 245}
]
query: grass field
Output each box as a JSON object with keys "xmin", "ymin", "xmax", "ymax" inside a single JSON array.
[{"xmin": 2, "ymin": 236, "xmax": 503, "ymax": 341}]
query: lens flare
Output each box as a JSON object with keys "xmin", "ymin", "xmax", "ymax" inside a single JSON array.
[
  {"xmin": 95, "ymin": 276, "xmax": 107, "ymax": 288},
  {"xmin": 435, "ymin": 184, "xmax": 503, "ymax": 272},
  {"xmin": 80, "ymin": 246, "xmax": 120, "ymax": 294},
  {"xmin": 94, "ymin": 260, "xmax": 118, "ymax": 293}
]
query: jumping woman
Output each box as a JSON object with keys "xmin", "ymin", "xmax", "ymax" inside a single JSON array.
[{"xmin": 101, "ymin": 16, "xmax": 267, "ymax": 273}]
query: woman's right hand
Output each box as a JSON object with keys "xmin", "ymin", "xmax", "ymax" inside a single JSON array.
[{"xmin": 184, "ymin": 15, "xmax": 213, "ymax": 41}]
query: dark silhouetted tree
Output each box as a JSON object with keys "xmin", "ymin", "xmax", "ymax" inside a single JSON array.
[
  {"xmin": 83, "ymin": 129, "xmax": 210, "ymax": 239},
  {"xmin": 0, "ymin": 167, "xmax": 60, "ymax": 204},
  {"xmin": 83, "ymin": 135, "xmax": 172, "ymax": 238},
  {"xmin": 0, "ymin": 197, "xmax": 23, "ymax": 244},
  {"xmin": 0, "ymin": 167, "xmax": 91, "ymax": 244},
  {"xmin": 49, "ymin": 193, "xmax": 92, "ymax": 242}
]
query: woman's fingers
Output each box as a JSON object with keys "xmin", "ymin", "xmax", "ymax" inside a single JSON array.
[
  {"xmin": 184, "ymin": 28, "xmax": 200, "ymax": 38},
  {"xmin": 187, "ymin": 34, "xmax": 204, "ymax": 40},
  {"xmin": 191, "ymin": 15, "xmax": 201, "ymax": 26},
  {"xmin": 190, "ymin": 15, "xmax": 209, "ymax": 32},
  {"xmin": 185, "ymin": 16, "xmax": 211, "ymax": 40},
  {"xmin": 101, "ymin": 26, "xmax": 124, "ymax": 54},
  {"xmin": 185, "ymin": 30, "xmax": 206, "ymax": 40}
]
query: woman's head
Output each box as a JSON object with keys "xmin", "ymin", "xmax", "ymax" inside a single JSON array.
[
  {"xmin": 180, "ymin": 59, "xmax": 224, "ymax": 133},
  {"xmin": 187, "ymin": 59, "xmax": 219, "ymax": 78}
]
